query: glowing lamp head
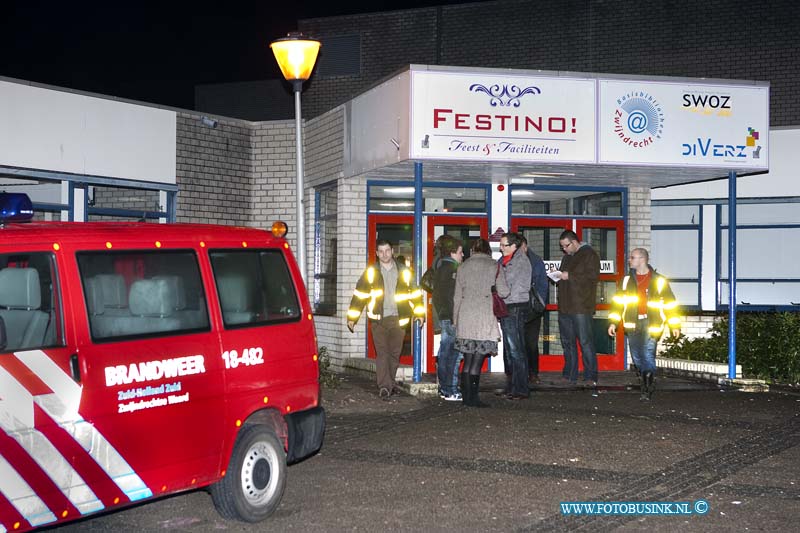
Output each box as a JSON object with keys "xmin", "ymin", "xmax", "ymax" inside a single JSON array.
[
  {"xmin": 271, "ymin": 221, "xmax": 289, "ymax": 238},
  {"xmin": 270, "ymin": 33, "xmax": 321, "ymax": 83}
]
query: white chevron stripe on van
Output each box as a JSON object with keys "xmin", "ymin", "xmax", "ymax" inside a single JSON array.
[
  {"xmin": 0, "ymin": 365, "xmax": 104, "ymax": 516},
  {"xmin": 15, "ymin": 350, "xmax": 152, "ymax": 502},
  {"xmin": 0, "ymin": 454, "xmax": 57, "ymax": 527}
]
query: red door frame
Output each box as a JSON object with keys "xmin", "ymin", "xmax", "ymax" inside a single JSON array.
[
  {"xmin": 511, "ymin": 217, "xmax": 626, "ymax": 371},
  {"xmin": 425, "ymin": 215, "xmax": 489, "ymax": 372}
]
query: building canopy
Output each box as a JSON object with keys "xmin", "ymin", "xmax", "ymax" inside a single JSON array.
[{"xmin": 346, "ymin": 65, "xmax": 769, "ymax": 187}]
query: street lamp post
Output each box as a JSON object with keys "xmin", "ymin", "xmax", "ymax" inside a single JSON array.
[{"xmin": 270, "ymin": 32, "xmax": 321, "ymax": 283}]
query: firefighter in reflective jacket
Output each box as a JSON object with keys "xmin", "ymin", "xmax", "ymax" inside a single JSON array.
[
  {"xmin": 347, "ymin": 240, "xmax": 425, "ymax": 398},
  {"xmin": 608, "ymin": 248, "xmax": 680, "ymax": 400}
]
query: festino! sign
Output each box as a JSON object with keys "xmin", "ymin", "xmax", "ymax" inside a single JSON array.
[{"xmin": 411, "ymin": 71, "xmax": 596, "ymax": 163}]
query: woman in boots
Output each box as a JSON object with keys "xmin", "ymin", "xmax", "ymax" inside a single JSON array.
[{"xmin": 453, "ymin": 238, "xmax": 509, "ymax": 407}]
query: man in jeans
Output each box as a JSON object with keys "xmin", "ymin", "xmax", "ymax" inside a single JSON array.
[
  {"xmin": 498, "ymin": 232, "xmax": 532, "ymax": 400},
  {"xmin": 608, "ymin": 248, "xmax": 680, "ymax": 400},
  {"xmin": 556, "ymin": 230, "xmax": 600, "ymax": 388},
  {"xmin": 432, "ymin": 235, "xmax": 464, "ymax": 401},
  {"xmin": 520, "ymin": 235, "xmax": 549, "ymax": 384}
]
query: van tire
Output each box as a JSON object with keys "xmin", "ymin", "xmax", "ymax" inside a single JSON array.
[{"xmin": 210, "ymin": 425, "xmax": 287, "ymax": 522}]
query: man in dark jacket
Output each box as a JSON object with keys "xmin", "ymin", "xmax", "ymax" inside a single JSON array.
[
  {"xmin": 347, "ymin": 240, "xmax": 425, "ymax": 399},
  {"xmin": 432, "ymin": 235, "xmax": 464, "ymax": 401},
  {"xmin": 556, "ymin": 230, "xmax": 601, "ymax": 387},
  {"xmin": 520, "ymin": 235, "xmax": 549, "ymax": 384}
]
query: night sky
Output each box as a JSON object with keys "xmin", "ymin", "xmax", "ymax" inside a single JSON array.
[{"xmin": 1, "ymin": 0, "xmax": 477, "ymax": 110}]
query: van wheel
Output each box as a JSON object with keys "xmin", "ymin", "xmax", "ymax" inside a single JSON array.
[{"xmin": 210, "ymin": 425, "xmax": 287, "ymax": 522}]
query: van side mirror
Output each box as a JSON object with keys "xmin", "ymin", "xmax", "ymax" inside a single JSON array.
[{"xmin": 0, "ymin": 316, "xmax": 6, "ymax": 351}]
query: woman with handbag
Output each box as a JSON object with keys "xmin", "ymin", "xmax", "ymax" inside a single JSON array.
[
  {"xmin": 453, "ymin": 238, "xmax": 508, "ymax": 407},
  {"xmin": 497, "ymin": 233, "xmax": 532, "ymax": 400}
]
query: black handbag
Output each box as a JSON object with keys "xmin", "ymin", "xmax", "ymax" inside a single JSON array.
[{"xmin": 529, "ymin": 286, "xmax": 546, "ymax": 318}]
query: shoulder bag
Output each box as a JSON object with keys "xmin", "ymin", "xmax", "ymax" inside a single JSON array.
[{"xmin": 492, "ymin": 263, "xmax": 509, "ymax": 318}]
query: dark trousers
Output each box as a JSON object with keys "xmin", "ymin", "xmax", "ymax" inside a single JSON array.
[
  {"xmin": 524, "ymin": 315, "xmax": 542, "ymax": 377},
  {"xmin": 499, "ymin": 304, "xmax": 530, "ymax": 397},
  {"xmin": 558, "ymin": 313, "xmax": 598, "ymax": 383},
  {"xmin": 371, "ymin": 317, "xmax": 405, "ymax": 391}
]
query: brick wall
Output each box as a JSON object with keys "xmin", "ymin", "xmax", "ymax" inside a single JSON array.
[
  {"xmin": 299, "ymin": 9, "xmax": 438, "ymax": 119},
  {"xmin": 304, "ymin": 107, "xmax": 350, "ymax": 368},
  {"xmin": 299, "ymin": 0, "xmax": 799, "ymax": 126},
  {"xmin": 626, "ymin": 187, "xmax": 651, "ymax": 252},
  {"xmin": 251, "ymin": 119, "xmax": 297, "ymax": 231},
  {"xmin": 176, "ymin": 112, "xmax": 254, "ymax": 225},
  {"xmin": 334, "ymin": 176, "xmax": 367, "ymax": 364},
  {"xmin": 679, "ymin": 314, "xmax": 717, "ymax": 340}
]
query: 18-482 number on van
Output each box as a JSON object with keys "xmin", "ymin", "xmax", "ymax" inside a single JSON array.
[{"xmin": 221, "ymin": 347, "xmax": 264, "ymax": 369}]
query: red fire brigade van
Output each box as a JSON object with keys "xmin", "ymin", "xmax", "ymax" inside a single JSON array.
[{"xmin": 0, "ymin": 193, "xmax": 325, "ymax": 531}]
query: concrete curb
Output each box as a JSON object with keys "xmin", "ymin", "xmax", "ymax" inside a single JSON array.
[{"xmin": 657, "ymin": 356, "xmax": 769, "ymax": 391}]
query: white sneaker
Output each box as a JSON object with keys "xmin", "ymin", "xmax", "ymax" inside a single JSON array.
[{"xmin": 443, "ymin": 392, "xmax": 462, "ymax": 402}]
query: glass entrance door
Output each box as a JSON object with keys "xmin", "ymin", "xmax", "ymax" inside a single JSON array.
[
  {"xmin": 426, "ymin": 215, "xmax": 488, "ymax": 373},
  {"xmin": 576, "ymin": 219, "xmax": 625, "ymax": 370},
  {"xmin": 511, "ymin": 218, "xmax": 625, "ymax": 371},
  {"xmin": 367, "ymin": 214, "xmax": 415, "ymax": 364}
]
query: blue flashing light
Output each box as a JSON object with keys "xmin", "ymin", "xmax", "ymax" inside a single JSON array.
[{"xmin": 0, "ymin": 193, "xmax": 35, "ymax": 223}]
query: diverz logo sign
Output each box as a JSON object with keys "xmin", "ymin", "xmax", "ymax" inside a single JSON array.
[{"xmin": 682, "ymin": 138, "xmax": 747, "ymax": 159}]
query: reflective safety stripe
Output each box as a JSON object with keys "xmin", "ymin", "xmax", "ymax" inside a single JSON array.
[
  {"xmin": 407, "ymin": 289, "xmax": 422, "ymax": 300},
  {"xmin": 0, "ymin": 365, "xmax": 103, "ymax": 516},
  {"xmin": 366, "ymin": 267, "xmax": 375, "ymax": 284},
  {"xmin": 649, "ymin": 325, "xmax": 665, "ymax": 334},
  {"xmin": 608, "ymin": 312, "xmax": 622, "ymax": 321},
  {"xmin": 347, "ymin": 309, "xmax": 362, "ymax": 319},
  {"xmin": 623, "ymin": 322, "xmax": 637, "ymax": 329},
  {"xmin": 656, "ymin": 276, "xmax": 666, "ymax": 294},
  {"xmin": 13, "ymin": 350, "xmax": 154, "ymax": 506},
  {"xmin": 352, "ymin": 289, "xmax": 370, "ymax": 299},
  {"xmin": 667, "ymin": 317, "xmax": 681, "ymax": 325},
  {"xmin": 402, "ymin": 269, "xmax": 411, "ymax": 285},
  {"xmin": 413, "ymin": 305, "xmax": 426, "ymax": 316},
  {"xmin": 398, "ymin": 318, "xmax": 410, "ymax": 326},
  {"xmin": 0, "ymin": 454, "xmax": 57, "ymax": 526}
]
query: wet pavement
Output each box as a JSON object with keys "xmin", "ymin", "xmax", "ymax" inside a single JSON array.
[{"xmin": 48, "ymin": 372, "xmax": 800, "ymax": 532}]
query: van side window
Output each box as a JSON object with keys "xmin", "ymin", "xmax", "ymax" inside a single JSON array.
[
  {"xmin": 0, "ymin": 252, "xmax": 64, "ymax": 352},
  {"xmin": 210, "ymin": 250, "xmax": 300, "ymax": 327},
  {"xmin": 77, "ymin": 251, "xmax": 210, "ymax": 341}
]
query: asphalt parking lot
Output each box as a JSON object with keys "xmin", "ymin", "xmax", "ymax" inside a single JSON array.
[{"xmin": 49, "ymin": 372, "xmax": 800, "ymax": 532}]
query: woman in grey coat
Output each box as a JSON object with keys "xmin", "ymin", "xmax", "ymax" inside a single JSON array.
[{"xmin": 453, "ymin": 238, "xmax": 509, "ymax": 407}]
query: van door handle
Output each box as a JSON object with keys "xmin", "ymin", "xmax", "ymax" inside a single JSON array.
[{"xmin": 70, "ymin": 354, "xmax": 81, "ymax": 383}]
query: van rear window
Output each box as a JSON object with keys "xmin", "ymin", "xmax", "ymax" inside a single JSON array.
[
  {"xmin": 210, "ymin": 250, "xmax": 300, "ymax": 327},
  {"xmin": 77, "ymin": 251, "xmax": 210, "ymax": 341}
]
